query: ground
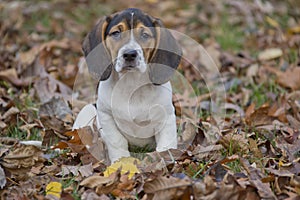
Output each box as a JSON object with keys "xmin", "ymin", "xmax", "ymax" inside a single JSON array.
[{"xmin": 0, "ymin": 0, "xmax": 300, "ymax": 199}]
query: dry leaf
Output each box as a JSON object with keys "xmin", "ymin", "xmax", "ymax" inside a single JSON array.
[
  {"xmin": 218, "ymin": 132, "xmax": 249, "ymax": 154},
  {"xmin": 82, "ymin": 190, "xmax": 110, "ymax": 200},
  {"xmin": 46, "ymin": 181, "xmax": 62, "ymax": 199},
  {"xmin": 18, "ymin": 38, "xmax": 70, "ymax": 66},
  {"xmin": 258, "ymin": 48, "xmax": 283, "ymax": 61},
  {"xmin": 0, "ymin": 68, "xmax": 31, "ymax": 87},
  {"xmin": 58, "ymin": 163, "xmax": 93, "ymax": 177},
  {"xmin": 265, "ymin": 16, "xmax": 280, "ymax": 28},
  {"xmin": 1, "ymin": 106, "xmax": 20, "ymax": 120},
  {"xmin": 0, "ymin": 166, "xmax": 6, "ymax": 189},
  {"xmin": 111, "ymin": 174, "xmax": 136, "ymax": 198},
  {"xmin": 1, "ymin": 144, "xmax": 45, "ymax": 169},
  {"xmin": 277, "ymin": 67, "xmax": 300, "ymax": 90},
  {"xmin": 245, "ymin": 104, "xmax": 274, "ymax": 126},
  {"xmin": 144, "ymin": 176, "xmax": 191, "ymax": 200},
  {"xmin": 240, "ymin": 158, "xmax": 276, "ymax": 199},
  {"xmin": 249, "ymin": 138, "xmax": 263, "ymax": 158},
  {"xmin": 80, "ymin": 175, "xmax": 116, "ymax": 189},
  {"xmin": 104, "ymin": 157, "xmax": 140, "ymax": 179},
  {"xmin": 80, "ymin": 170, "xmax": 120, "ymax": 195},
  {"xmin": 288, "ymin": 25, "xmax": 300, "ymax": 35},
  {"xmin": 192, "ymin": 144, "xmax": 223, "ymax": 160}
]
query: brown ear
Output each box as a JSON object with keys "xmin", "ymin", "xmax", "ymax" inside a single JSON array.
[
  {"xmin": 82, "ymin": 17, "xmax": 112, "ymax": 81},
  {"xmin": 149, "ymin": 19, "xmax": 182, "ymax": 85}
]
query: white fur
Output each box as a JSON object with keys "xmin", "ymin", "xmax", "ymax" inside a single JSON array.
[
  {"xmin": 72, "ymin": 104, "xmax": 97, "ymax": 130},
  {"xmin": 97, "ymin": 69, "xmax": 177, "ymax": 162}
]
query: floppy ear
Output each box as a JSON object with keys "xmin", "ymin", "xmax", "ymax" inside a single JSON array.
[
  {"xmin": 149, "ymin": 19, "xmax": 182, "ymax": 85},
  {"xmin": 82, "ymin": 17, "xmax": 112, "ymax": 81}
]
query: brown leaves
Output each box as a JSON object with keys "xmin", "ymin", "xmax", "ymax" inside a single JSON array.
[
  {"xmin": 39, "ymin": 97, "xmax": 73, "ymax": 135},
  {"xmin": 245, "ymin": 93, "xmax": 300, "ymax": 130},
  {"xmin": 1, "ymin": 144, "xmax": 44, "ymax": 169},
  {"xmin": 245, "ymin": 103, "xmax": 275, "ymax": 126},
  {"xmin": 80, "ymin": 170, "xmax": 136, "ymax": 198},
  {"xmin": 265, "ymin": 65, "xmax": 300, "ymax": 91},
  {"xmin": 144, "ymin": 176, "xmax": 191, "ymax": 200},
  {"xmin": 240, "ymin": 158, "xmax": 276, "ymax": 199},
  {"xmin": 0, "ymin": 142, "xmax": 45, "ymax": 182},
  {"xmin": 1, "ymin": 0, "xmax": 300, "ymax": 199},
  {"xmin": 0, "ymin": 68, "xmax": 31, "ymax": 87},
  {"xmin": 18, "ymin": 38, "xmax": 71, "ymax": 67}
]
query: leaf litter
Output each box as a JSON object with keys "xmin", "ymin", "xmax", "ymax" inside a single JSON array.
[{"xmin": 0, "ymin": 0, "xmax": 300, "ymax": 199}]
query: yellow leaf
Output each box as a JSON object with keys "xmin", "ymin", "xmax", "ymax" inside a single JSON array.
[
  {"xmin": 278, "ymin": 160, "xmax": 284, "ymax": 168},
  {"xmin": 266, "ymin": 16, "xmax": 280, "ymax": 28},
  {"xmin": 46, "ymin": 182, "xmax": 62, "ymax": 198},
  {"xmin": 104, "ymin": 157, "xmax": 140, "ymax": 179},
  {"xmin": 288, "ymin": 26, "xmax": 300, "ymax": 35},
  {"xmin": 145, "ymin": 0, "xmax": 158, "ymax": 3}
]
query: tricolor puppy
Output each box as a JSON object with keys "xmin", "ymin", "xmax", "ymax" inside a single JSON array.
[{"xmin": 73, "ymin": 8, "xmax": 182, "ymax": 163}]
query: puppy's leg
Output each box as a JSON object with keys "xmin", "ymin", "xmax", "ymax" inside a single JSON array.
[
  {"xmin": 155, "ymin": 113, "xmax": 177, "ymax": 151},
  {"xmin": 72, "ymin": 104, "xmax": 97, "ymax": 130},
  {"xmin": 98, "ymin": 111, "xmax": 131, "ymax": 163}
]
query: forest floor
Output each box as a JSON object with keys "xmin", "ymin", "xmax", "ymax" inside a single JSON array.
[{"xmin": 0, "ymin": 0, "xmax": 300, "ymax": 199}]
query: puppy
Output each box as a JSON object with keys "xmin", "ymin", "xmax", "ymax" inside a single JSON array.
[{"xmin": 73, "ymin": 8, "xmax": 182, "ymax": 163}]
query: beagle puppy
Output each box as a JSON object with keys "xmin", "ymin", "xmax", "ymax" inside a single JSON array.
[{"xmin": 73, "ymin": 8, "xmax": 182, "ymax": 163}]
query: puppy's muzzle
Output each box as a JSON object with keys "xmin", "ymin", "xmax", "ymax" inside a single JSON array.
[{"xmin": 123, "ymin": 49, "xmax": 137, "ymax": 62}]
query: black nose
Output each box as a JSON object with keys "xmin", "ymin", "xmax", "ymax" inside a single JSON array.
[{"xmin": 123, "ymin": 50, "xmax": 137, "ymax": 61}]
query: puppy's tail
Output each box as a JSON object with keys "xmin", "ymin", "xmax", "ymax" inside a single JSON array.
[{"xmin": 72, "ymin": 104, "xmax": 97, "ymax": 130}]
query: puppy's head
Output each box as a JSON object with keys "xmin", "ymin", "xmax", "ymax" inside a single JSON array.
[{"xmin": 83, "ymin": 8, "xmax": 182, "ymax": 84}]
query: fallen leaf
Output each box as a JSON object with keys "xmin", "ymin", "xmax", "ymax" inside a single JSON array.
[
  {"xmin": 104, "ymin": 157, "xmax": 140, "ymax": 179},
  {"xmin": 80, "ymin": 175, "xmax": 115, "ymax": 189},
  {"xmin": 1, "ymin": 144, "xmax": 45, "ymax": 169},
  {"xmin": 192, "ymin": 144, "xmax": 223, "ymax": 160},
  {"xmin": 245, "ymin": 103, "xmax": 274, "ymax": 126},
  {"xmin": 58, "ymin": 163, "xmax": 93, "ymax": 178},
  {"xmin": 276, "ymin": 67, "xmax": 300, "ymax": 90},
  {"xmin": 218, "ymin": 132, "xmax": 249, "ymax": 154},
  {"xmin": 79, "ymin": 163, "xmax": 94, "ymax": 177},
  {"xmin": 81, "ymin": 189, "xmax": 110, "ymax": 200},
  {"xmin": 287, "ymin": 25, "xmax": 300, "ymax": 35},
  {"xmin": 0, "ymin": 68, "xmax": 31, "ymax": 87},
  {"xmin": 265, "ymin": 16, "xmax": 280, "ymax": 28},
  {"xmin": 246, "ymin": 63, "xmax": 259, "ymax": 77},
  {"xmin": 80, "ymin": 169, "xmax": 120, "ymax": 195},
  {"xmin": 144, "ymin": 175, "xmax": 191, "ymax": 200},
  {"xmin": 39, "ymin": 97, "xmax": 72, "ymax": 122},
  {"xmin": 249, "ymin": 138, "xmax": 263, "ymax": 158},
  {"xmin": 46, "ymin": 181, "xmax": 62, "ymax": 199},
  {"xmin": 18, "ymin": 38, "xmax": 70, "ymax": 66},
  {"xmin": 0, "ymin": 166, "xmax": 6, "ymax": 189},
  {"xmin": 240, "ymin": 158, "xmax": 276, "ymax": 199},
  {"xmin": 34, "ymin": 65, "xmax": 73, "ymax": 103},
  {"xmin": 1, "ymin": 106, "xmax": 20, "ymax": 120},
  {"xmin": 39, "ymin": 97, "xmax": 73, "ymax": 134},
  {"xmin": 111, "ymin": 174, "xmax": 136, "ymax": 198},
  {"xmin": 258, "ymin": 48, "xmax": 283, "ymax": 61}
]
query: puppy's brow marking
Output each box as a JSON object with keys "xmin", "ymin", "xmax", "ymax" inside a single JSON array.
[{"xmin": 130, "ymin": 12, "xmax": 134, "ymax": 40}]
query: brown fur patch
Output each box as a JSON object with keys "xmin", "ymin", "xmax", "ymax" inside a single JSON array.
[{"xmin": 105, "ymin": 20, "xmax": 156, "ymax": 63}]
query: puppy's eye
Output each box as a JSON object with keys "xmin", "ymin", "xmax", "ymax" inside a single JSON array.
[
  {"xmin": 141, "ymin": 32, "xmax": 151, "ymax": 40},
  {"xmin": 110, "ymin": 31, "xmax": 121, "ymax": 39}
]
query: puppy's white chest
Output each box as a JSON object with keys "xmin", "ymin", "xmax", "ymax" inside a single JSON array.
[
  {"xmin": 111, "ymin": 83, "xmax": 165, "ymax": 137},
  {"xmin": 98, "ymin": 71, "xmax": 173, "ymax": 138}
]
